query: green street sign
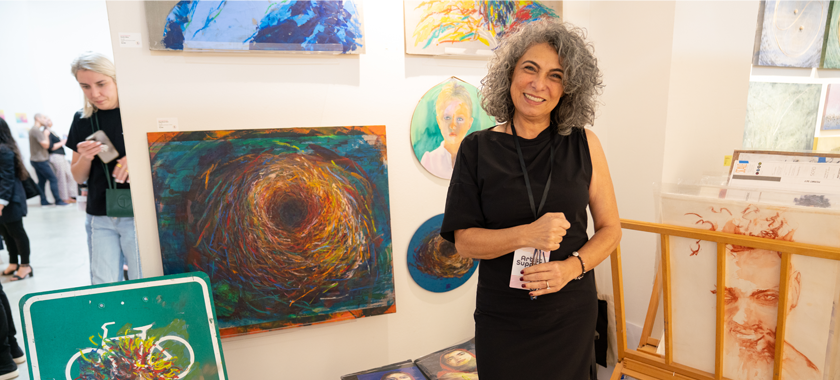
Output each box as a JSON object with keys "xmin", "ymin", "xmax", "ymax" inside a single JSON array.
[{"xmin": 20, "ymin": 272, "xmax": 227, "ymax": 380}]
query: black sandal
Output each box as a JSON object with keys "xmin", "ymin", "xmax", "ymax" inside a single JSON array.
[
  {"xmin": 1, "ymin": 264, "xmax": 17, "ymax": 276},
  {"xmin": 10, "ymin": 265, "xmax": 32, "ymax": 281}
]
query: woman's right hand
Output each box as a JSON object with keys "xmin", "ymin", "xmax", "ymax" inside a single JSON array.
[
  {"xmin": 527, "ymin": 212, "xmax": 571, "ymax": 251},
  {"xmin": 76, "ymin": 141, "xmax": 102, "ymax": 161}
]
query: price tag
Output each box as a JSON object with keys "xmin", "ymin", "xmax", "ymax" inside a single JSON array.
[
  {"xmin": 157, "ymin": 118, "xmax": 179, "ymax": 131},
  {"xmin": 119, "ymin": 33, "xmax": 142, "ymax": 48}
]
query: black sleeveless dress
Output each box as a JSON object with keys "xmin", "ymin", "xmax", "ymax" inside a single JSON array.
[{"xmin": 441, "ymin": 126, "xmax": 597, "ymax": 380}]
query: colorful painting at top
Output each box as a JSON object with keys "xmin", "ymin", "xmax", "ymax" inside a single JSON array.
[
  {"xmin": 144, "ymin": 0, "xmax": 364, "ymax": 53},
  {"xmin": 823, "ymin": 83, "xmax": 840, "ymax": 130},
  {"xmin": 660, "ymin": 192, "xmax": 840, "ymax": 379},
  {"xmin": 821, "ymin": 1, "xmax": 840, "ymax": 68},
  {"xmin": 753, "ymin": 0, "xmax": 829, "ymax": 68},
  {"xmin": 0, "ymin": 110, "xmax": 4, "ymax": 120},
  {"xmin": 20, "ymin": 272, "xmax": 227, "ymax": 380},
  {"xmin": 147, "ymin": 126, "xmax": 394, "ymax": 337},
  {"xmin": 414, "ymin": 338, "xmax": 478, "ymax": 380},
  {"xmin": 405, "ymin": 1, "xmax": 562, "ymax": 56},
  {"xmin": 407, "ymin": 214, "xmax": 478, "ymax": 293},
  {"xmin": 341, "ymin": 360, "xmax": 429, "ymax": 380},
  {"xmin": 743, "ymin": 82, "xmax": 821, "ymax": 151},
  {"xmin": 14, "ymin": 113, "xmax": 27, "ymax": 124},
  {"xmin": 411, "ymin": 77, "xmax": 495, "ymax": 179}
]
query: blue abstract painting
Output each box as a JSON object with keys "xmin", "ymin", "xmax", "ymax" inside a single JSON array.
[
  {"xmin": 145, "ymin": 0, "xmax": 365, "ymax": 53},
  {"xmin": 407, "ymin": 214, "xmax": 478, "ymax": 293}
]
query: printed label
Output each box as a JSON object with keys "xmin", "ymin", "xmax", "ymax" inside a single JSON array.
[{"xmin": 509, "ymin": 247, "xmax": 550, "ymax": 290}]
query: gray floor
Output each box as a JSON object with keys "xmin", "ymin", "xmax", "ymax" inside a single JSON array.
[{"xmin": 2, "ymin": 204, "xmax": 89, "ymax": 380}]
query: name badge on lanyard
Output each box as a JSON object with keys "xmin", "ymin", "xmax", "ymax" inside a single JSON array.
[
  {"xmin": 510, "ymin": 247, "xmax": 551, "ymax": 289},
  {"xmin": 506, "ymin": 123, "xmax": 556, "ymax": 291}
]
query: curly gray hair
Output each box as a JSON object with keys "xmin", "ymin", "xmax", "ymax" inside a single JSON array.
[{"xmin": 480, "ymin": 20, "xmax": 603, "ymax": 135}]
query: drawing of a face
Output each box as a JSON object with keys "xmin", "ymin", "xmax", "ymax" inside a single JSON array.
[
  {"xmin": 437, "ymin": 99, "xmax": 473, "ymax": 145},
  {"xmin": 725, "ymin": 249, "xmax": 782, "ymax": 362},
  {"xmin": 381, "ymin": 372, "xmax": 414, "ymax": 380},
  {"xmin": 441, "ymin": 349, "xmax": 477, "ymax": 372}
]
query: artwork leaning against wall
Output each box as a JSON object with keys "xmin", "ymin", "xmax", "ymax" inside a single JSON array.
[{"xmin": 147, "ymin": 126, "xmax": 395, "ymax": 337}]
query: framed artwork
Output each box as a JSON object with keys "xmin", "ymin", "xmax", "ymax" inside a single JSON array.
[
  {"xmin": 342, "ymin": 360, "xmax": 429, "ymax": 380},
  {"xmin": 410, "ymin": 77, "xmax": 495, "ymax": 179},
  {"xmin": 414, "ymin": 338, "xmax": 478, "ymax": 380},
  {"xmin": 20, "ymin": 273, "xmax": 227, "ymax": 380},
  {"xmin": 404, "ymin": 1, "xmax": 562, "ymax": 56},
  {"xmin": 407, "ymin": 214, "xmax": 478, "ymax": 293},
  {"xmin": 14, "ymin": 113, "xmax": 27, "ymax": 124},
  {"xmin": 743, "ymin": 82, "xmax": 821, "ymax": 151},
  {"xmin": 660, "ymin": 192, "xmax": 840, "ymax": 379},
  {"xmin": 753, "ymin": 0, "xmax": 829, "ymax": 68},
  {"xmin": 147, "ymin": 126, "xmax": 394, "ymax": 337},
  {"xmin": 822, "ymin": 1, "xmax": 840, "ymax": 68},
  {"xmin": 144, "ymin": 0, "xmax": 365, "ymax": 54},
  {"xmin": 0, "ymin": 110, "xmax": 4, "ymax": 120},
  {"xmin": 822, "ymin": 83, "xmax": 840, "ymax": 130}
]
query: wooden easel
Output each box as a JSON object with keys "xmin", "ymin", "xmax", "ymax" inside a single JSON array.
[{"xmin": 608, "ymin": 219, "xmax": 840, "ymax": 380}]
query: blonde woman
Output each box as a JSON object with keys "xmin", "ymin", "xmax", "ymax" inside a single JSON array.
[
  {"xmin": 420, "ymin": 79, "xmax": 475, "ymax": 179},
  {"xmin": 66, "ymin": 51, "xmax": 141, "ymax": 285}
]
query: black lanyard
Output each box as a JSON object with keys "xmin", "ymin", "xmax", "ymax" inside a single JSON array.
[{"xmin": 511, "ymin": 122, "xmax": 555, "ymax": 221}]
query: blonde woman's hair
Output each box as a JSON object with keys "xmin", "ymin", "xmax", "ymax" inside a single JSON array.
[
  {"xmin": 70, "ymin": 51, "xmax": 117, "ymax": 118},
  {"xmin": 435, "ymin": 79, "xmax": 474, "ymax": 120}
]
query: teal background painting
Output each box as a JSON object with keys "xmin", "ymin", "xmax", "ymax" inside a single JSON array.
[
  {"xmin": 21, "ymin": 273, "xmax": 226, "ymax": 380},
  {"xmin": 410, "ymin": 77, "xmax": 495, "ymax": 163}
]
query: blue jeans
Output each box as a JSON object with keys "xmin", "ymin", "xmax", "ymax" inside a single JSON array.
[
  {"xmin": 30, "ymin": 160, "xmax": 59, "ymax": 205},
  {"xmin": 85, "ymin": 214, "xmax": 142, "ymax": 284}
]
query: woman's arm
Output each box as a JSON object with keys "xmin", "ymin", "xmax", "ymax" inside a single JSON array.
[
  {"xmin": 0, "ymin": 149, "xmax": 15, "ymax": 208},
  {"xmin": 454, "ymin": 212, "xmax": 572, "ymax": 260},
  {"xmin": 523, "ymin": 129, "xmax": 621, "ymax": 296}
]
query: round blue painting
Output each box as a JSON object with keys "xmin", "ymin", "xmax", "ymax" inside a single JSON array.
[{"xmin": 407, "ymin": 214, "xmax": 478, "ymax": 293}]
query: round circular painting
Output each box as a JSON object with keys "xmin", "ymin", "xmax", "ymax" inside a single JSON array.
[
  {"xmin": 407, "ymin": 214, "xmax": 479, "ymax": 292},
  {"xmin": 410, "ymin": 77, "xmax": 495, "ymax": 180}
]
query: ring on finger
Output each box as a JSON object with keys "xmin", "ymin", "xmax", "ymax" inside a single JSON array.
[{"xmin": 546, "ymin": 280, "xmax": 550, "ymax": 290}]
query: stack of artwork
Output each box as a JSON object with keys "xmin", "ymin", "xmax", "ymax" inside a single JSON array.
[
  {"xmin": 341, "ymin": 339, "xmax": 478, "ymax": 380},
  {"xmin": 144, "ymin": 1, "xmax": 365, "ymax": 53},
  {"xmin": 404, "ymin": 1, "xmax": 562, "ymax": 56},
  {"xmin": 407, "ymin": 214, "xmax": 478, "ymax": 293},
  {"xmin": 411, "ymin": 77, "xmax": 495, "ymax": 179},
  {"xmin": 147, "ymin": 126, "xmax": 395, "ymax": 337},
  {"xmin": 659, "ymin": 191, "xmax": 840, "ymax": 379}
]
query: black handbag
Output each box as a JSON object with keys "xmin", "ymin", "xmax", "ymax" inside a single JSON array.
[
  {"xmin": 93, "ymin": 113, "xmax": 134, "ymax": 218},
  {"xmin": 22, "ymin": 176, "xmax": 39, "ymax": 199}
]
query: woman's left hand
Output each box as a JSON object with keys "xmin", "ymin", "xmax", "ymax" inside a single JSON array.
[
  {"xmin": 0, "ymin": 204, "xmax": 4, "ymax": 216},
  {"xmin": 521, "ymin": 258, "xmax": 582, "ymax": 297},
  {"xmin": 113, "ymin": 156, "xmax": 130, "ymax": 184}
]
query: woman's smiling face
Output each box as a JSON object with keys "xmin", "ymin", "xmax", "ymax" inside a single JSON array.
[{"xmin": 509, "ymin": 42, "xmax": 564, "ymax": 122}]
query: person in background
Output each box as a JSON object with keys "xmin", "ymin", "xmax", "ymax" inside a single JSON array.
[
  {"xmin": 45, "ymin": 118, "xmax": 78, "ymax": 204},
  {"xmin": 66, "ymin": 51, "xmax": 141, "ymax": 285},
  {"xmin": 0, "ymin": 118, "xmax": 34, "ymax": 282},
  {"xmin": 29, "ymin": 114, "xmax": 68, "ymax": 207}
]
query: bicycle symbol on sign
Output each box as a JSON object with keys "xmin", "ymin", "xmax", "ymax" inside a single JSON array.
[{"xmin": 65, "ymin": 321, "xmax": 195, "ymax": 380}]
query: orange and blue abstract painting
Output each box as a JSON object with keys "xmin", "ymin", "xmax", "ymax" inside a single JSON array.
[
  {"xmin": 146, "ymin": 0, "xmax": 364, "ymax": 53},
  {"xmin": 405, "ymin": 0, "xmax": 562, "ymax": 56},
  {"xmin": 147, "ymin": 127, "xmax": 394, "ymax": 337}
]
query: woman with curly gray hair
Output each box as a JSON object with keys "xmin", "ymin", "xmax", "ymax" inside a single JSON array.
[{"xmin": 440, "ymin": 20, "xmax": 621, "ymax": 379}]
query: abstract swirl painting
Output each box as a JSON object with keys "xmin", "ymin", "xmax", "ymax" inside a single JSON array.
[
  {"xmin": 407, "ymin": 214, "xmax": 477, "ymax": 293},
  {"xmin": 405, "ymin": 1, "xmax": 562, "ymax": 56},
  {"xmin": 147, "ymin": 126, "xmax": 394, "ymax": 337},
  {"xmin": 145, "ymin": 0, "xmax": 364, "ymax": 53},
  {"xmin": 753, "ymin": 0, "xmax": 829, "ymax": 68}
]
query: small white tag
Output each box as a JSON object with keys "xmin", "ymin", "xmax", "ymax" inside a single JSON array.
[
  {"xmin": 444, "ymin": 47, "xmax": 466, "ymax": 55},
  {"xmin": 510, "ymin": 247, "xmax": 550, "ymax": 289},
  {"xmin": 119, "ymin": 33, "xmax": 142, "ymax": 48},
  {"xmin": 157, "ymin": 118, "xmax": 178, "ymax": 131},
  {"xmin": 475, "ymin": 49, "xmax": 493, "ymax": 56}
]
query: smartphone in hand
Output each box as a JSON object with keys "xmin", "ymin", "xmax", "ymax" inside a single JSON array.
[{"xmin": 85, "ymin": 131, "xmax": 119, "ymax": 163}]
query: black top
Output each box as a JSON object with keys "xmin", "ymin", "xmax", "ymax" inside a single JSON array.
[
  {"xmin": 48, "ymin": 132, "xmax": 64, "ymax": 155},
  {"xmin": 440, "ymin": 126, "xmax": 592, "ymax": 327},
  {"xmin": 66, "ymin": 109, "xmax": 129, "ymax": 216},
  {"xmin": 0, "ymin": 145, "xmax": 27, "ymax": 223}
]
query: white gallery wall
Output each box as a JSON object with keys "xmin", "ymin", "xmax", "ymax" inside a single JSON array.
[
  {"xmin": 104, "ymin": 1, "xmax": 760, "ymax": 378},
  {"xmin": 0, "ymin": 1, "xmax": 113, "ymax": 161}
]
